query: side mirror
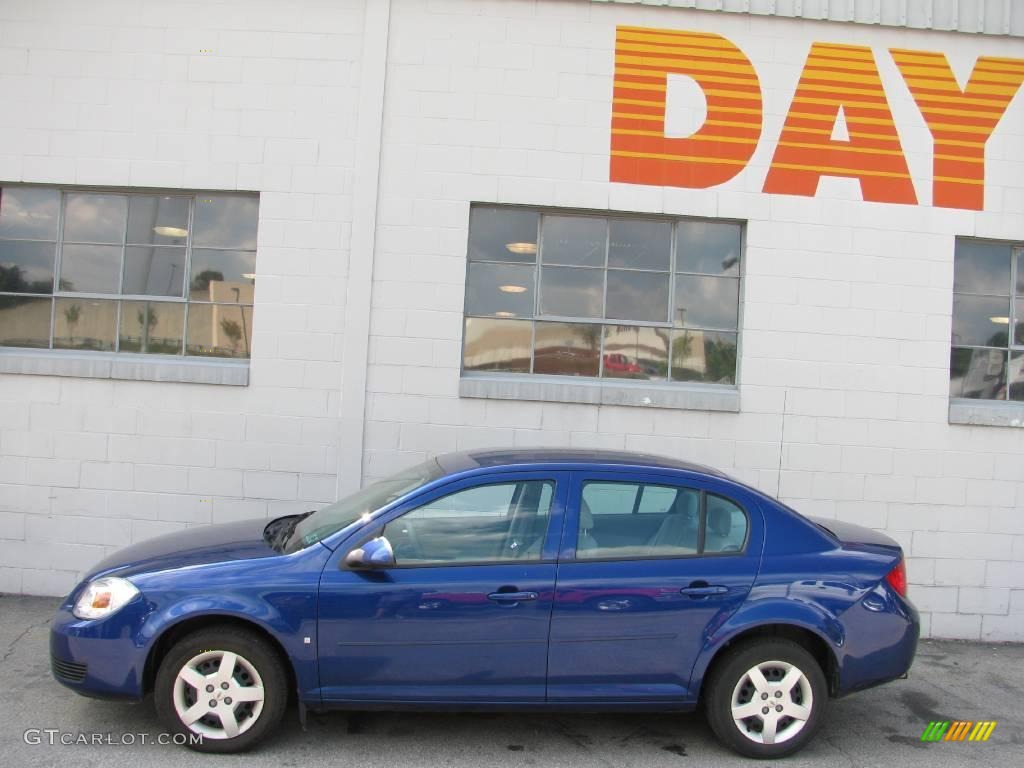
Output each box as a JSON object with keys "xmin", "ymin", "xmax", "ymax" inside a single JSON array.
[{"xmin": 345, "ymin": 536, "xmax": 396, "ymax": 570}]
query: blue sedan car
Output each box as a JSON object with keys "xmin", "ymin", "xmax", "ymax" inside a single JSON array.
[{"xmin": 51, "ymin": 449, "xmax": 918, "ymax": 758}]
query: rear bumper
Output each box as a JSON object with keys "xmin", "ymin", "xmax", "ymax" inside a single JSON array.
[{"xmin": 836, "ymin": 587, "xmax": 919, "ymax": 697}]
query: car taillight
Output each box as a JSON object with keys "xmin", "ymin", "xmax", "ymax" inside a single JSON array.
[{"xmin": 885, "ymin": 557, "xmax": 907, "ymax": 597}]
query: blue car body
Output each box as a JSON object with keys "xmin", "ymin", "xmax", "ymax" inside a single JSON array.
[{"xmin": 51, "ymin": 449, "xmax": 919, "ymax": 711}]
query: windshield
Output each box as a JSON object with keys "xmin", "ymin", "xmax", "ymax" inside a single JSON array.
[{"xmin": 284, "ymin": 459, "xmax": 444, "ymax": 553}]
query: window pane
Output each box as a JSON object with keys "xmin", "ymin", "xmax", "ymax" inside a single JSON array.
[
  {"xmin": 123, "ymin": 246, "xmax": 186, "ymax": 297},
  {"xmin": 954, "ymin": 241, "xmax": 1011, "ymax": 295},
  {"xmin": 468, "ymin": 207, "xmax": 538, "ymax": 264},
  {"xmin": 952, "ymin": 294, "xmax": 1010, "ymax": 347},
  {"xmin": 1010, "ymin": 352, "xmax": 1024, "ymax": 402},
  {"xmin": 673, "ymin": 275, "xmax": 739, "ymax": 329},
  {"xmin": 671, "ymin": 329, "xmax": 737, "ymax": 385},
  {"xmin": 127, "ymin": 195, "xmax": 190, "ymax": 246},
  {"xmin": 577, "ymin": 482, "xmax": 700, "ymax": 559},
  {"xmin": 704, "ymin": 495, "xmax": 747, "ymax": 553},
  {"xmin": 533, "ymin": 321, "xmax": 600, "ymax": 377},
  {"xmin": 541, "ymin": 216, "xmax": 605, "ymax": 267},
  {"xmin": 63, "ymin": 193, "xmax": 127, "ymax": 244},
  {"xmin": 1018, "ymin": 252, "xmax": 1024, "ymax": 296},
  {"xmin": 0, "ymin": 241, "xmax": 55, "ymax": 293},
  {"xmin": 602, "ymin": 325, "xmax": 669, "ymax": 381},
  {"xmin": 0, "ymin": 187, "xmax": 60, "ymax": 240},
  {"xmin": 189, "ymin": 249, "xmax": 256, "ymax": 302},
  {"xmin": 606, "ymin": 269, "xmax": 669, "ymax": 322},
  {"xmin": 0, "ymin": 296, "xmax": 51, "ymax": 348},
  {"xmin": 950, "ymin": 347, "xmax": 1006, "ymax": 400},
  {"xmin": 186, "ymin": 303, "xmax": 253, "ymax": 358},
  {"xmin": 677, "ymin": 221, "xmax": 741, "ymax": 276},
  {"xmin": 1016, "ymin": 299, "xmax": 1024, "ymax": 346},
  {"xmin": 58, "ymin": 244, "xmax": 122, "ymax": 294},
  {"xmin": 119, "ymin": 301, "xmax": 184, "ymax": 355},
  {"xmin": 462, "ymin": 317, "xmax": 532, "ymax": 373},
  {"xmin": 192, "ymin": 195, "xmax": 258, "ymax": 249},
  {"xmin": 53, "ymin": 298, "xmax": 116, "ymax": 351},
  {"xmin": 539, "ymin": 266, "xmax": 603, "ymax": 318},
  {"xmin": 608, "ymin": 219, "xmax": 670, "ymax": 270},
  {"xmin": 385, "ymin": 480, "xmax": 553, "ymax": 564},
  {"xmin": 464, "ymin": 262, "xmax": 535, "ymax": 318}
]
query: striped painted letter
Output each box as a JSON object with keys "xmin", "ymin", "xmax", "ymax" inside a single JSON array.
[
  {"xmin": 609, "ymin": 26, "xmax": 762, "ymax": 188},
  {"xmin": 890, "ymin": 49, "xmax": 1024, "ymax": 211},
  {"xmin": 763, "ymin": 43, "xmax": 917, "ymax": 204}
]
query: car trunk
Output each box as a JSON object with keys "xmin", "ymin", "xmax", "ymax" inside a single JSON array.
[{"xmin": 807, "ymin": 516, "xmax": 902, "ymax": 553}]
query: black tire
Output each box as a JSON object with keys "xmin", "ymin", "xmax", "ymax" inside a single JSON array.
[
  {"xmin": 704, "ymin": 638, "xmax": 827, "ymax": 759},
  {"xmin": 154, "ymin": 626, "xmax": 288, "ymax": 753}
]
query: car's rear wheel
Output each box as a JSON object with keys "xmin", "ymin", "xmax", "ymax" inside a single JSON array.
[
  {"xmin": 705, "ymin": 638, "xmax": 827, "ymax": 759},
  {"xmin": 154, "ymin": 626, "xmax": 288, "ymax": 753}
]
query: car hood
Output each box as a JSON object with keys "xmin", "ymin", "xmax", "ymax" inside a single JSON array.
[{"xmin": 85, "ymin": 518, "xmax": 278, "ymax": 581}]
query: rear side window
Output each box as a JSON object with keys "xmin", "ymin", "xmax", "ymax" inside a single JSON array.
[{"xmin": 576, "ymin": 481, "xmax": 747, "ymax": 560}]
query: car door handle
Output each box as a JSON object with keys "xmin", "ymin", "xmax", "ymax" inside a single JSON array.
[
  {"xmin": 680, "ymin": 584, "xmax": 729, "ymax": 597},
  {"xmin": 487, "ymin": 591, "xmax": 538, "ymax": 604}
]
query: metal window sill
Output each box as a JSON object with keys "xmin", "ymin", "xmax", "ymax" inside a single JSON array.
[
  {"xmin": 949, "ymin": 398, "xmax": 1024, "ymax": 428},
  {"xmin": 459, "ymin": 373, "xmax": 739, "ymax": 412},
  {"xmin": 0, "ymin": 348, "xmax": 249, "ymax": 386}
]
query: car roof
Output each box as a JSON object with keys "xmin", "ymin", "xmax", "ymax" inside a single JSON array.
[{"xmin": 436, "ymin": 448, "xmax": 728, "ymax": 478}]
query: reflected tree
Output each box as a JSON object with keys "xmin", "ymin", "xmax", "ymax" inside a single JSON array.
[{"xmin": 63, "ymin": 303, "xmax": 81, "ymax": 344}]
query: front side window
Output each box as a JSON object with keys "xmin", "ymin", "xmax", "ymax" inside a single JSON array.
[
  {"xmin": 950, "ymin": 238, "xmax": 1023, "ymax": 402},
  {"xmin": 385, "ymin": 480, "xmax": 554, "ymax": 565},
  {"xmin": 462, "ymin": 206, "xmax": 742, "ymax": 386},
  {"xmin": 575, "ymin": 481, "xmax": 747, "ymax": 560},
  {"xmin": 0, "ymin": 186, "xmax": 257, "ymax": 359}
]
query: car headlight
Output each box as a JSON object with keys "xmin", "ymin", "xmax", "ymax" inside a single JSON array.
[{"xmin": 72, "ymin": 577, "xmax": 140, "ymax": 620}]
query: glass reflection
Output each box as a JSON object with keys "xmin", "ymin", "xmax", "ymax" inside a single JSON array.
[
  {"xmin": 1018, "ymin": 252, "xmax": 1023, "ymax": 296},
  {"xmin": 186, "ymin": 304, "xmax": 253, "ymax": 358},
  {"xmin": 673, "ymin": 275, "xmax": 739, "ymax": 330},
  {"xmin": 63, "ymin": 193, "xmax": 127, "ymax": 244},
  {"xmin": 677, "ymin": 221, "xmax": 741, "ymax": 276},
  {"xmin": 0, "ymin": 187, "xmax": 60, "ymax": 240},
  {"xmin": 1010, "ymin": 352, "xmax": 1024, "ymax": 402},
  {"xmin": 541, "ymin": 216, "xmax": 606, "ymax": 267},
  {"xmin": 606, "ymin": 270, "xmax": 669, "ymax": 323},
  {"xmin": 462, "ymin": 317, "xmax": 531, "ymax": 373},
  {"xmin": 950, "ymin": 347, "xmax": 1006, "ymax": 400},
  {"xmin": 53, "ymin": 298, "xmax": 117, "ymax": 351},
  {"xmin": 608, "ymin": 219, "xmax": 670, "ymax": 271},
  {"xmin": 1016, "ymin": 299, "xmax": 1023, "ymax": 346},
  {"xmin": 127, "ymin": 196, "xmax": 190, "ymax": 246},
  {"xmin": 123, "ymin": 247, "xmax": 186, "ymax": 297},
  {"xmin": 119, "ymin": 301, "xmax": 184, "ymax": 355},
  {"xmin": 670, "ymin": 330, "xmax": 737, "ymax": 384},
  {"xmin": 189, "ymin": 249, "xmax": 256, "ymax": 303},
  {"xmin": 533, "ymin": 321, "xmax": 601, "ymax": 377},
  {"xmin": 951, "ymin": 294, "xmax": 1010, "ymax": 347},
  {"xmin": 465, "ymin": 262, "xmax": 535, "ymax": 318},
  {"xmin": 540, "ymin": 266, "xmax": 602, "ymax": 318},
  {"xmin": 0, "ymin": 296, "xmax": 51, "ymax": 348},
  {"xmin": 953, "ymin": 241, "xmax": 1011, "ymax": 295},
  {"xmin": 602, "ymin": 325, "xmax": 669, "ymax": 381},
  {"xmin": 58, "ymin": 244, "xmax": 122, "ymax": 294},
  {"xmin": 468, "ymin": 207, "xmax": 539, "ymax": 264},
  {"xmin": 0, "ymin": 241, "xmax": 55, "ymax": 293},
  {"xmin": 192, "ymin": 195, "xmax": 259, "ymax": 250}
]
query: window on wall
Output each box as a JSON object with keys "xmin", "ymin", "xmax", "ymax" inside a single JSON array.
[
  {"xmin": 950, "ymin": 239, "xmax": 1023, "ymax": 402},
  {"xmin": 461, "ymin": 206, "xmax": 742, "ymax": 386},
  {"xmin": 0, "ymin": 186, "xmax": 257, "ymax": 360}
]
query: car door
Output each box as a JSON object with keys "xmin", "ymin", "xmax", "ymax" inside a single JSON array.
[
  {"xmin": 546, "ymin": 470, "xmax": 763, "ymax": 703},
  {"xmin": 317, "ymin": 471, "xmax": 566, "ymax": 703}
]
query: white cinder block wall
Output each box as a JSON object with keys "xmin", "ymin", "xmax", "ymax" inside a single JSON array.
[{"xmin": 1, "ymin": 0, "xmax": 1023, "ymax": 641}]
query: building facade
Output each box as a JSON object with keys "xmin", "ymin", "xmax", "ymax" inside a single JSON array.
[{"xmin": 0, "ymin": 0, "xmax": 1022, "ymax": 640}]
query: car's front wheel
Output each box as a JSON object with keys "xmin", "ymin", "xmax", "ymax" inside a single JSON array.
[
  {"xmin": 154, "ymin": 626, "xmax": 288, "ymax": 753},
  {"xmin": 705, "ymin": 638, "xmax": 827, "ymax": 759}
]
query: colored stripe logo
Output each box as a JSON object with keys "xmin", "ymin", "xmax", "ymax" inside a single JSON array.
[{"xmin": 921, "ymin": 721, "xmax": 997, "ymax": 742}]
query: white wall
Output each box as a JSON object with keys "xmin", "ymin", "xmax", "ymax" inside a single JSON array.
[{"xmin": 0, "ymin": 0, "xmax": 1022, "ymax": 641}]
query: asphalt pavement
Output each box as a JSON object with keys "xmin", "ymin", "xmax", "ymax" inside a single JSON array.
[{"xmin": 2, "ymin": 593, "xmax": 1021, "ymax": 767}]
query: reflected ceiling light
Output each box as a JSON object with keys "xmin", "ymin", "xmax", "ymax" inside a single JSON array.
[
  {"xmin": 495, "ymin": 311, "xmax": 516, "ymax": 318},
  {"xmin": 499, "ymin": 284, "xmax": 527, "ymax": 294},
  {"xmin": 990, "ymin": 316, "xmax": 1010, "ymax": 324},
  {"xmin": 241, "ymin": 273, "xmax": 256, "ymax": 280},
  {"xmin": 153, "ymin": 226, "xmax": 188, "ymax": 237},
  {"xmin": 505, "ymin": 242, "xmax": 537, "ymax": 255}
]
